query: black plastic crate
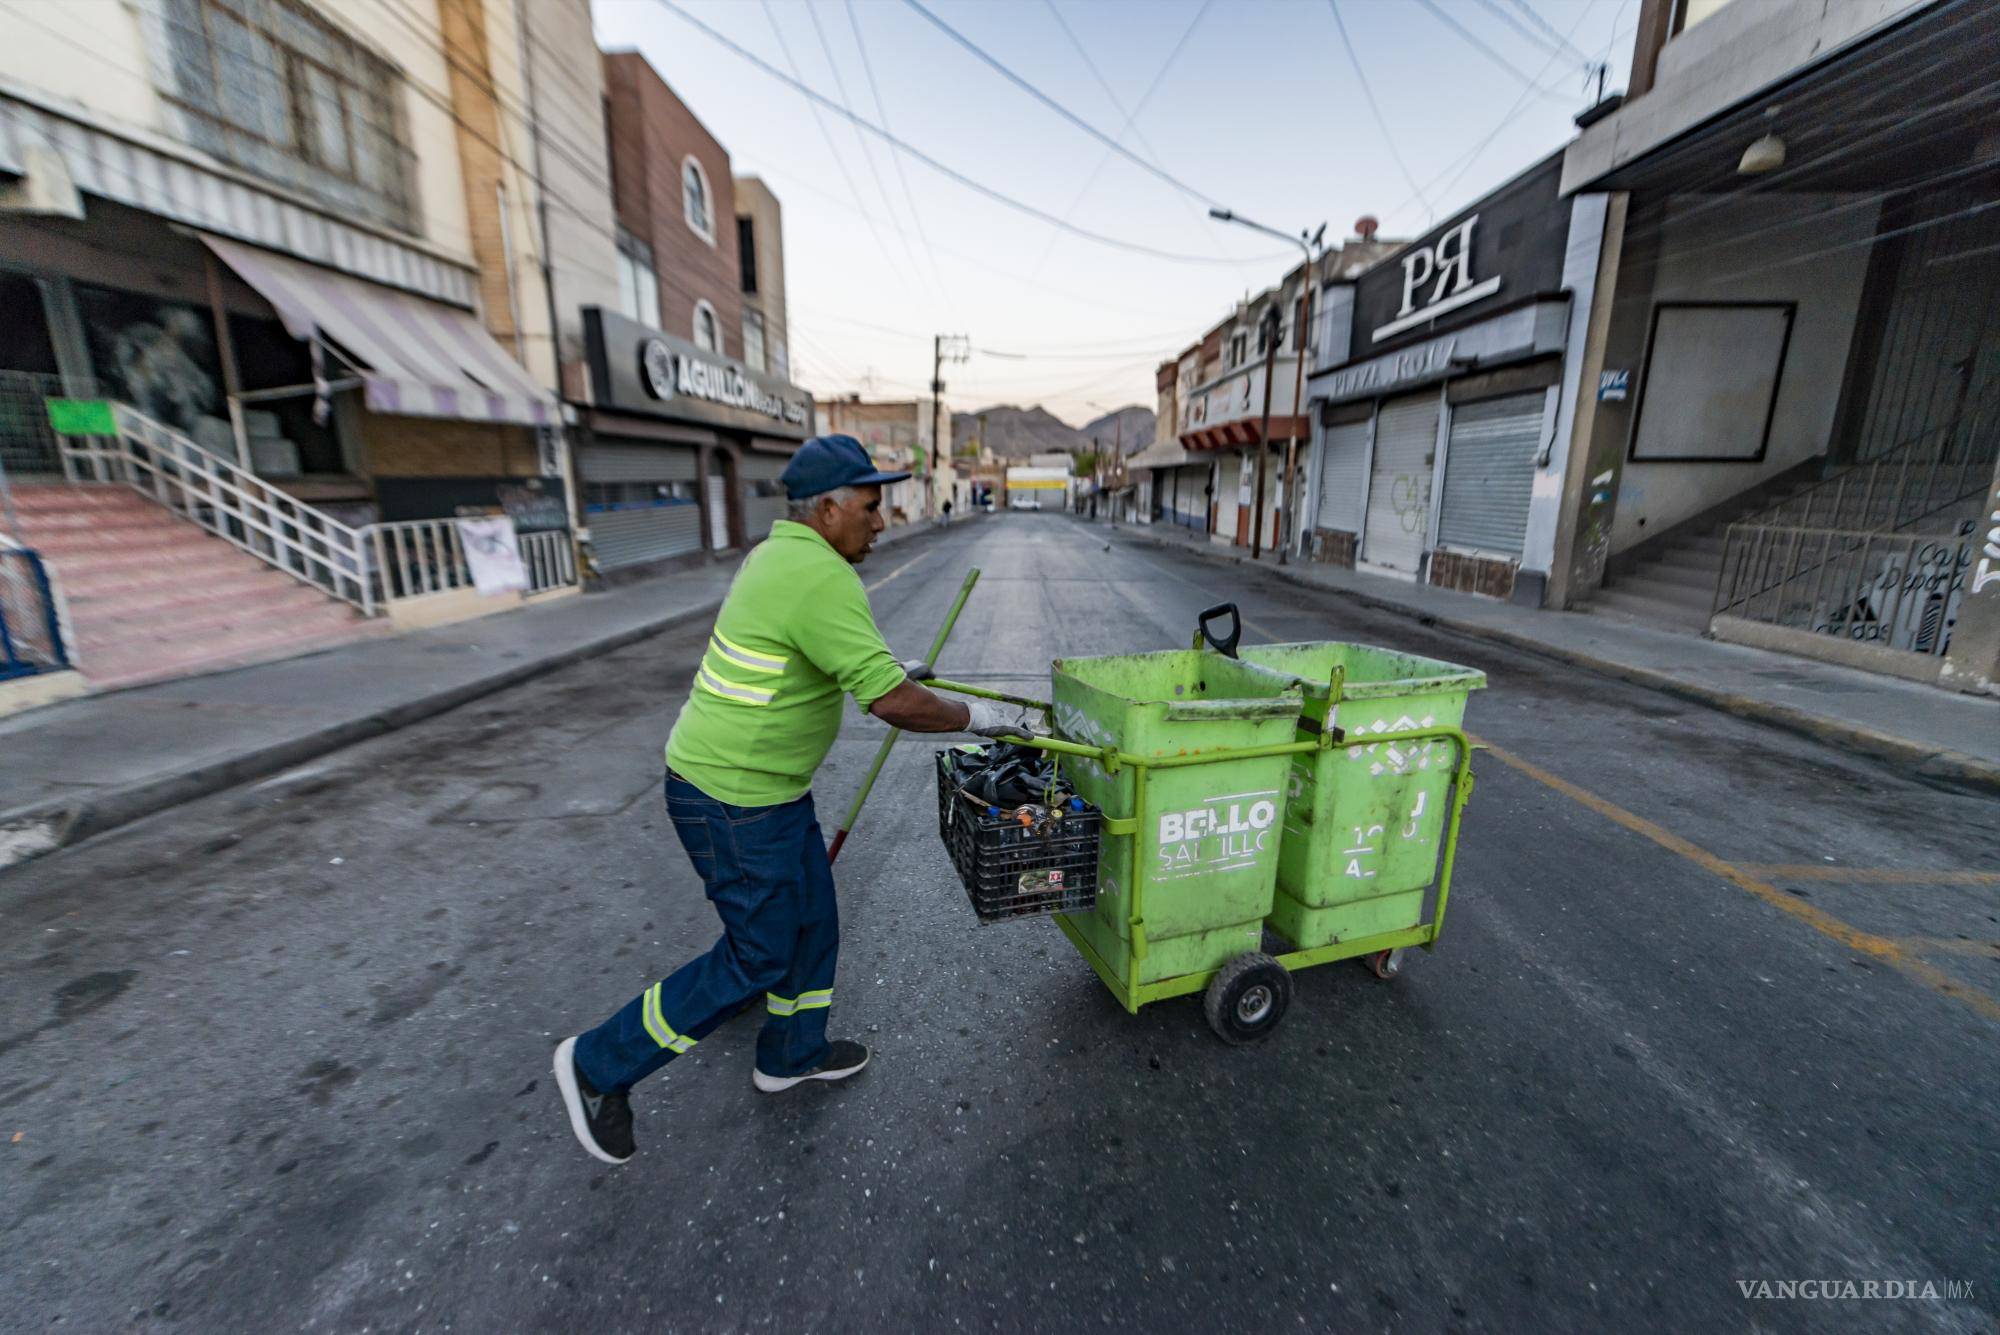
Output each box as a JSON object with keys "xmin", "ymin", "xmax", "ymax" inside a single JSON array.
[{"xmin": 935, "ymin": 748, "xmax": 1101, "ymax": 923}]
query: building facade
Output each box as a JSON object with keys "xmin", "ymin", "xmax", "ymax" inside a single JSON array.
[
  {"xmin": 0, "ymin": 0, "xmax": 580, "ymax": 685},
  {"xmin": 733, "ymin": 175, "xmax": 789, "ymax": 381},
  {"xmin": 1551, "ymin": 0, "xmax": 1999, "ymax": 692},
  {"xmin": 813, "ymin": 397, "xmax": 949, "ymax": 527},
  {"xmin": 572, "ymin": 53, "xmax": 814, "ymax": 575},
  {"xmin": 1301, "ymin": 156, "xmax": 1610, "ymax": 605}
]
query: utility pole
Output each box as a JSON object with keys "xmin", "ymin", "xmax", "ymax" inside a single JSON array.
[
  {"xmin": 1251, "ymin": 304, "xmax": 1280, "ymax": 561},
  {"xmin": 930, "ymin": 333, "xmax": 969, "ymax": 518},
  {"xmin": 1210, "ymin": 209, "xmax": 1325, "ymax": 565}
]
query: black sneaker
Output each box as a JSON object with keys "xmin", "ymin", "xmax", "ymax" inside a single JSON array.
[
  {"xmin": 553, "ymin": 1036, "xmax": 634, "ymax": 1164},
  {"xmin": 753, "ymin": 1039, "xmax": 871, "ymax": 1094}
]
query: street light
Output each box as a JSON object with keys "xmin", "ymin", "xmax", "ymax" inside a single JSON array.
[{"xmin": 1209, "ymin": 208, "xmax": 1325, "ymax": 565}]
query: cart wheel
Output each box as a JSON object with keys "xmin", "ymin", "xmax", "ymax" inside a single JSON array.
[
  {"xmin": 1203, "ymin": 952, "xmax": 1292, "ymax": 1045},
  {"xmin": 1367, "ymin": 948, "xmax": 1405, "ymax": 981}
]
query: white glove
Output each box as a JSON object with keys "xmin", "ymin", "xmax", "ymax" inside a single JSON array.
[{"xmin": 964, "ymin": 698, "xmax": 1045, "ymax": 739}]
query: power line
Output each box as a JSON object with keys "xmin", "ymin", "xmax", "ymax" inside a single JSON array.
[
  {"xmin": 646, "ymin": 0, "xmax": 1291, "ymax": 267},
  {"xmin": 1383, "ymin": 2, "xmax": 1617, "ymax": 227},
  {"xmin": 1022, "ymin": 0, "xmax": 1216, "ymax": 284},
  {"xmin": 1411, "ymin": 0, "xmax": 1569, "ymax": 102},
  {"xmin": 759, "ymin": 0, "xmax": 928, "ymax": 317},
  {"xmin": 1031, "ymin": 0, "xmax": 1247, "ymax": 284},
  {"xmin": 741, "ymin": 162, "xmax": 1203, "ymax": 322},
  {"xmin": 843, "ymin": 0, "xmax": 958, "ymax": 319},
  {"xmin": 1326, "ymin": 0, "xmax": 1432, "ymax": 221},
  {"xmin": 1470, "ymin": 0, "xmax": 1583, "ymax": 65},
  {"xmin": 1500, "ymin": 0, "xmax": 1593, "ymax": 62},
  {"xmin": 798, "ymin": 0, "xmax": 948, "ymax": 317},
  {"xmin": 897, "ymin": 0, "xmax": 1227, "ymax": 210}
]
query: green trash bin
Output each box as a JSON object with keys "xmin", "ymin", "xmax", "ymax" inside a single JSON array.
[
  {"xmin": 1048, "ymin": 649, "xmax": 1303, "ymax": 997},
  {"xmin": 1233, "ymin": 641, "xmax": 1485, "ymax": 951}
]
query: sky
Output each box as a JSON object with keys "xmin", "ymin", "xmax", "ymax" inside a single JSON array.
[{"xmin": 591, "ymin": 0, "xmax": 1638, "ymax": 426}]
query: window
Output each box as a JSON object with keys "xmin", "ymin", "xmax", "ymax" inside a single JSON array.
[
  {"xmin": 151, "ymin": 0, "xmax": 415, "ymax": 232},
  {"xmin": 615, "ymin": 228, "xmax": 659, "ymax": 328},
  {"xmin": 742, "ymin": 311, "xmax": 766, "ymax": 373},
  {"xmin": 682, "ymin": 156, "xmax": 714, "ymax": 243},
  {"xmin": 738, "ymin": 217, "xmax": 758, "ymax": 293},
  {"xmin": 1228, "ymin": 332, "xmax": 1248, "ymax": 369},
  {"xmin": 693, "ymin": 300, "xmax": 720, "ymax": 354}
]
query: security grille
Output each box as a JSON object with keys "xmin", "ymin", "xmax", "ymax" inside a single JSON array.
[{"xmin": 1437, "ymin": 392, "xmax": 1545, "ymax": 557}]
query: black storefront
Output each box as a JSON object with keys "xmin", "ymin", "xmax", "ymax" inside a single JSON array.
[
  {"xmin": 1305, "ymin": 152, "xmax": 1594, "ymax": 603},
  {"xmin": 578, "ymin": 308, "xmax": 815, "ymax": 575}
]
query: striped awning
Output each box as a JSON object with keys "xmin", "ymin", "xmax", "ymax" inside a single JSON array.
[
  {"xmin": 1179, "ymin": 416, "xmax": 1307, "ymax": 451},
  {"xmin": 200, "ymin": 234, "xmax": 555, "ymax": 429}
]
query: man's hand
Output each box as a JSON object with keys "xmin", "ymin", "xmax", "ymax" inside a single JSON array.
[{"xmin": 964, "ymin": 698, "xmax": 1046, "ymax": 740}]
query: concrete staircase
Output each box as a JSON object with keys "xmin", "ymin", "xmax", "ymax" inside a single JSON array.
[
  {"xmin": 10, "ymin": 484, "xmax": 381, "ymax": 690},
  {"xmin": 1584, "ymin": 476, "xmax": 1814, "ymax": 634}
]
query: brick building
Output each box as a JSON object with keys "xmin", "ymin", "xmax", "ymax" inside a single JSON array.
[{"xmin": 572, "ymin": 53, "xmax": 814, "ymax": 575}]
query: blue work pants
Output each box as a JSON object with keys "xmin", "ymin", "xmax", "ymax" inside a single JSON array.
[{"xmin": 574, "ymin": 773, "xmax": 838, "ymax": 1092}]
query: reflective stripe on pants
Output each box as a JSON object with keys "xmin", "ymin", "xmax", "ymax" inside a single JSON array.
[{"xmin": 573, "ymin": 774, "xmax": 839, "ymax": 1092}]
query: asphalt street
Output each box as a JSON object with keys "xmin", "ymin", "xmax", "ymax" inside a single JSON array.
[{"xmin": 3, "ymin": 514, "xmax": 1995, "ymax": 1333}]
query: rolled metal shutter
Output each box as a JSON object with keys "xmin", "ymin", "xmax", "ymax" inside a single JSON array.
[
  {"xmin": 579, "ymin": 443, "xmax": 702, "ymax": 570},
  {"xmin": 740, "ymin": 451, "xmax": 790, "ymax": 542},
  {"xmin": 1314, "ymin": 420, "xmax": 1370, "ymax": 533},
  {"xmin": 1362, "ymin": 392, "xmax": 1440, "ymax": 573},
  {"xmin": 579, "ymin": 444, "xmax": 697, "ymax": 482},
  {"xmin": 1437, "ymin": 391, "xmax": 1545, "ymax": 557}
]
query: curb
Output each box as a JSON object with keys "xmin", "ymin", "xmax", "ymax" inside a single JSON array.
[
  {"xmin": 0, "ymin": 518, "xmax": 971, "ymax": 873},
  {"xmin": 1107, "ymin": 522, "xmax": 2000, "ymax": 798}
]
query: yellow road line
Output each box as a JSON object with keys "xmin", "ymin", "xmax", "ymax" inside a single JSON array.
[
  {"xmin": 1473, "ymin": 736, "xmax": 2000, "ymax": 1025},
  {"xmin": 1135, "ymin": 540, "xmax": 2000, "ymax": 1020},
  {"xmin": 1738, "ymin": 865, "xmax": 2000, "ymax": 886},
  {"xmin": 863, "ymin": 550, "xmax": 929, "ymax": 593},
  {"xmin": 1895, "ymin": 936, "xmax": 2000, "ymax": 959}
]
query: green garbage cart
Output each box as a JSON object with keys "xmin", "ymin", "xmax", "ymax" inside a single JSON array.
[
  {"xmin": 1229, "ymin": 628, "xmax": 1484, "ymax": 977},
  {"xmin": 929, "ymin": 606, "xmax": 1480, "ymax": 1043}
]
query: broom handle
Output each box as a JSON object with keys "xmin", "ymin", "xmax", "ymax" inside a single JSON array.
[{"xmin": 828, "ymin": 566, "xmax": 981, "ymax": 863}]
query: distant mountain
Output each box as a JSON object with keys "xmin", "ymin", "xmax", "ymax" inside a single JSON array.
[
  {"xmin": 951, "ymin": 403, "xmax": 1155, "ymax": 459},
  {"xmin": 1079, "ymin": 406, "xmax": 1155, "ymax": 455}
]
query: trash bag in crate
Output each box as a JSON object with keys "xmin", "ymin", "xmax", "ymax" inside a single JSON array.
[{"xmin": 935, "ymin": 744, "xmax": 1101, "ymax": 923}]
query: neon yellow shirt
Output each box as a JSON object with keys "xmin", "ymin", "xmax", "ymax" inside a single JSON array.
[{"xmin": 665, "ymin": 521, "xmax": 907, "ymax": 806}]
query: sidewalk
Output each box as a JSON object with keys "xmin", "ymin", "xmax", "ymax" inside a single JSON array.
[
  {"xmin": 1109, "ymin": 517, "xmax": 2000, "ymax": 794},
  {"xmin": 0, "ymin": 517, "xmax": 960, "ymax": 871}
]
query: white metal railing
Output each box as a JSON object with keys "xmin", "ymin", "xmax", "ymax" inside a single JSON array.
[
  {"xmin": 68, "ymin": 404, "xmax": 376, "ymax": 614},
  {"xmin": 63, "ymin": 404, "xmax": 579, "ymax": 619},
  {"xmin": 519, "ymin": 528, "xmax": 578, "ymax": 592},
  {"xmin": 365, "ymin": 517, "xmax": 578, "ymax": 604}
]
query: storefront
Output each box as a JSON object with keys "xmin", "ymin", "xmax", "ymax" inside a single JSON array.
[
  {"xmin": 1302, "ymin": 153, "xmax": 1607, "ymax": 604},
  {"xmin": 579, "ymin": 308, "xmax": 814, "ymax": 575},
  {"xmin": 0, "ymin": 201, "xmax": 560, "ymax": 530}
]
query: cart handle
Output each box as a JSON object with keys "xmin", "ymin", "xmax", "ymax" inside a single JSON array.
[
  {"xmin": 1194, "ymin": 603, "xmax": 1241, "ymax": 658},
  {"xmin": 927, "ymin": 677, "xmax": 1052, "ymax": 712}
]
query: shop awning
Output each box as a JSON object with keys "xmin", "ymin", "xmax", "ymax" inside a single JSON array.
[
  {"xmin": 200, "ymin": 234, "xmax": 555, "ymax": 428},
  {"xmin": 1179, "ymin": 417, "xmax": 1307, "ymax": 451}
]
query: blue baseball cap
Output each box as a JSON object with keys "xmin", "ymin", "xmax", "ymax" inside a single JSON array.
[{"xmin": 782, "ymin": 434, "xmax": 912, "ymax": 500}]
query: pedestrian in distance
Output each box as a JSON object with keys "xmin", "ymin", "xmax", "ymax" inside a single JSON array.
[
  {"xmin": 554, "ymin": 434, "xmax": 1036, "ymax": 1165},
  {"xmin": 941, "ymin": 496, "xmax": 954, "ymax": 527}
]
